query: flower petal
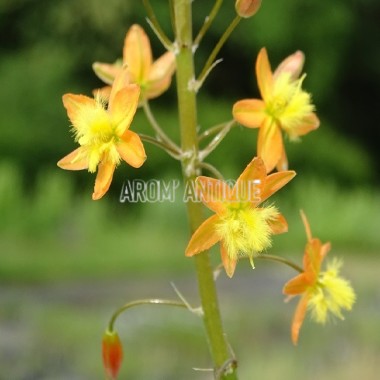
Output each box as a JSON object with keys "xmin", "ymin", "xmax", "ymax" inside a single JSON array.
[
  {"xmin": 93, "ymin": 86, "xmax": 112, "ymax": 101},
  {"xmin": 268, "ymin": 213, "xmax": 288, "ymax": 235},
  {"xmin": 291, "ymin": 294, "xmax": 309, "ymax": 345},
  {"xmin": 145, "ymin": 51, "xmax": 176, "ymax": 99},
  {"xmin": 185, "ymin": 214, "xmax": 221, "ymax": 257},
  {"xmin": 232, "ymin": 157, "xmax": 266, "ymax": 204},
  {"xmin": 110, "ymin": 83, "xmax": 140, "ymax": 135},
  {"xmin": 196, "ymin": 177, "xmax": 230, "ymax": 215},
  {"xmin": 257, "ymin": 119, "xmax": 283, "ymax": 173},
  {"xmin": 117, "ymin": 130, "xmax": 146, "ymax": 168},
  {"xmin": 108, "ymin": 68, "xmax": 132, "ymax": 111},
  {"xmin": 283, "ymin": 273, "xmax": 309, "ymax": 295},
  {"xmin": 303, "ymin": 238, "xmax": 325, "ymax": 282},
  {"xmin": 274, "ymin": 50, "xmax": 305, "ymax": 81},
  {"xmin": 256, "ymin": 47, "xmax": 274, "ymax": 101},
  {"xmin": 232, "ymin": 99, "xmax": 266, "ymax": 128},
  {"xmin": 62, "ymin": 94, "xmax": 96, "ymax": 128},
  {"xmin": 260, "ymin": 170, "xmax": 296, "ymax": 203},
  {"xmin": 57, "ymin": 147, "xmax": 88, "ymax": 170},
  {"xmin": 276, "ymin": 146, "xmax": 289, "ymax": 171},
  {"xmin": 123, "ymin": 24, "xmax": 152, "ymax": 84},
  {"xmin": 92, "ymin": 62, "xmax": 122, "ymax": 85},
  {"xmin": 290, "ymin": 112, "xmax": 320, "ymax": 137},
  {"xmin": 220, "ymin": 242, "xmax": 238, "ymax": 278},
  {"xmin": 92, "ymin": 160, "xmax": 116, "ymax": 200}
]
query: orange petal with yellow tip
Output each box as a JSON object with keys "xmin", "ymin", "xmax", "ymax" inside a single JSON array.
[
  {"xmin": 283, "ymin": 273, "xmax": 310, "ymax": 295},
  {"xmin": 145, "ymin": 51, "xmax": 176, "ymax": 99},
  {"xmin": 57, "ymin": 148, "xmax": 88, "ymax": 171},
  {"xmin": 110, "ymin": 84, "xmax": 140, "ymax": 135},
  {"xmin": 268, "ymin": 213, "xmax": 288, "ymax": 235},
  {"xmin": 291, "ymin": 294, "xmax": 309, "ymax": 345},
  {"xmin": 118, "ymin": 130, "xmax": 146, "ymax": 168},
  {"xmin": 231, "ymin": 157, "xmax": 266, "ymax": 203},
  {"xmin": 123, "ymin": 24, "xmax": 152, "ymax": 84},
  {"xmin": 62, "ymin": 94, "xmax": 96, "ymax": 127},
  {"xmin": 92, "ymin": 62, "xmax": 122, "ymax": 85},
  {"xmin": 185, "ymin": 214, "xmax": 221, "ymax": 257},
  {"xmin": 232, "ymin": 99, "xmax": 266, "ymax": 128},
  {"xmin": 256, "ymin": 47, "xmax": 274, "ymax": 101},
  {"xmin": 220, "ymin": 242, "xmax": 238, "ymax": 278},
  {"xmin": 92, "ymin": 161, "xmax": 116, "ymax": 200},
  {"xmin": 196, "ymin": 177, "xmax": 230, "ymax": 215},
  {"xmin": 257, "ymin": 119, "xmax": 283, "ymax": 173},
  {"xmin": 290, "ymin": 112, "xmax": 320, "ymax": 138},
  {"xmin": 260, "ymin": 170, "xmax": 296, "ymax": 204}
]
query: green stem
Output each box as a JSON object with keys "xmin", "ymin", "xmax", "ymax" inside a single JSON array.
[
  {"xmin": 139, "ymin": 133, "xmax": 182, "ymax": 159},
  {"xmin": 197, "ymin": 15, "xmax": 241, "ymax": 85},
  {"xmin": 143, "ymin": 0, "xmax": 173, "ymax": 50},
  {"xmin": 173, "ymin": 2, "xmax": 238, "ymax": 379},
  {"xmin": 194, "ymin": 0, "xmax": 223, "ymax": 49},
  {"xmin": 142, "ymin": 101, "xmax": 180, "ymax": 152},
  {"xmin": 257, "ymin": 254, "xmax": 303, "ymax": 273},
  {"xmin": 108, "ymin": 299, "xmax": 186, "ymax": 332},
  {"xmin": 198, "ymin": 120, "xmax": 236, "ymax": 142}
]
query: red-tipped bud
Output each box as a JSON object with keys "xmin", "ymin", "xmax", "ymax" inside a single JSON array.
[
  {"xmin": 102, "ymin": 330, "xmax": 123, "ymax": 380},
  {"xmin": 235, "ymin": 0, "xmax": 262, "ymax": 18}
]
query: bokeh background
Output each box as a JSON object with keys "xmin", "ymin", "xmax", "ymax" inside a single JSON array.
[{"xmin": 1, "ymin": 1, "xmax": 379, "ymax": 379}]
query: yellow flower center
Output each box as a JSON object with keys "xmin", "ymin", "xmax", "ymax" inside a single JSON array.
[
  {"xmin": 215, "ymin": 203, "xmax": 279, "ymax": 266},
  {"xmin": 73, "ymin": 98, "xmax": 121, "ymax": 172},
  {"xmin": 307, "ymin": 259, "xmax": 356, "ymax": 324},
  {"xmin": 266, "ymin": 72, "xmax": 314, "ymax": 139}
]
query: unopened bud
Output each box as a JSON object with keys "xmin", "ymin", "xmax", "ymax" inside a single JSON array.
[
  {"xmin": 235, "ymin": 0, "xmax": 262, "ymax": 18},
  {"xmin": 102, "ymin": 330, "xmax": 123, "ymax": 380}
]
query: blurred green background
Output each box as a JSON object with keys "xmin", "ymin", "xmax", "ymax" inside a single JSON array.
[{"xmin": 0, "ymin": 1, "xmax": 379, "ymax": 379}]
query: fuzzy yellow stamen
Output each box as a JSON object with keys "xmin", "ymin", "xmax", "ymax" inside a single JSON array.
[
  {"xmin": 72, "ymin": 98, "xmax": 121, "ymax": 172},
  {"xmin": 266, "ymin": 73, "xmax": 314, "ymax": 139},
  {"xmin": 307, "ymin": 259, "xmax": 356, "ymax": 324},
  {"xmin": 215, "ymin": 204, "xmax": 279, "ymax": 266}
]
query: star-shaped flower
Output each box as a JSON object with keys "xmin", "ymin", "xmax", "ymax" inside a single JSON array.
[
  {"xmin": 185, "ymin": 157, "xmax": 296, "ymax": 277},
  {"xmin": 283, "ymin": 211, "xmax": 356, "ymax": 344},
  {"xmin": 233, "ymin": 48, "xmax": 319, "ymax": 172},
  {"xmin": 58, "ymin": 69, "xmax": 146, "ymax": 200},
  {"xmin": 93, "ymin": 24, "xmax": 176, "ymax": 102}
]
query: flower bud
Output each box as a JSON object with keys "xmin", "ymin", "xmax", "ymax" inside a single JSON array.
[
  {"xmin": 102, "ymin": 329, "xmax": 123, "ymax": 380},
  {"xmin": 235, "ymin": 0, "xmax": 262, "ymax": 18}
]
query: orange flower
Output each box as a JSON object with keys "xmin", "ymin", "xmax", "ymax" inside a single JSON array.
[
  {"xmin": 93, "ymin": 24, "xmax": 175, "ymax": 102},
  {"xmin": 283, "ymin": 211, "xmax": 355, "ymax": 345},
  {"xmin": 102, "ymin": 329, "xmax": 123, "ymax": 380},
  {"xmin": 57, "ymin": 69, "xmax": 146, "ymax": 200},
  {"xmin": 233, "ymin": 48, "xmax": 319, "ymax": 173},
  {"xmin": 186, "ymin": 157, "xmax": 295, "ymax": 277}
]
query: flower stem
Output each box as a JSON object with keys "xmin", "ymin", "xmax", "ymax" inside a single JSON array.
[
  {"xmin": 143, "ymin": 0, "xmax": 173, "ymax": 50},
  {"xmin": 197, "ymin": 15, "xmax": 241, "ymax": 85},
  {"xmin": 107, "ymin": 299, "xmax": 187, "ymax": 332},
  {"xmin": 194, "ymin": 0, "xmax": 223, "ymax": 49},
  {"xmin": 256, "ymin": 254, "xmax": 303, "ymax": 273},
  {"xmin": 142, "ymin": 100, "xmax": 180, "ymax": 152},
  {"xmin": 139, "ymin": 133, "xmax": 182, "ymax": 160},
  {"xmin": 173, "ymin": 2, "xmax": 238, "ymax": 379}
]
